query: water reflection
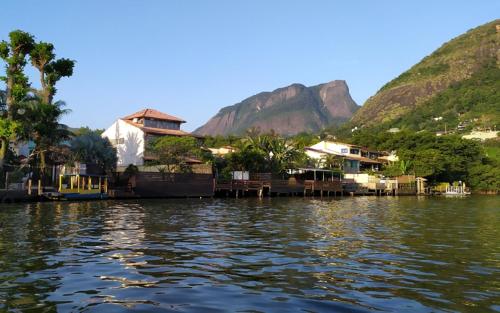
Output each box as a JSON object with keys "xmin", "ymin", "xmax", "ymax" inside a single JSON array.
[{"xmin": 0, "ymin": 197, "xmax": 499, "ymax": 312}]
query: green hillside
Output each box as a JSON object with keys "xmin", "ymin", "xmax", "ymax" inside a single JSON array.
[
  {"xmin": 351, "ymin": 19, "xmax": 499, "ymax": 127},
  {"xmin": 383, "ymin": 61, "xmax": 499, "ymax": 132}
]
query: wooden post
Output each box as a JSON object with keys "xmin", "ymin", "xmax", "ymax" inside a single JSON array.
[
  {"xmin": 104, "ymin": 177, "xmax": 108, "ymax": 193},
  {"xmin": 38, "ymin": 180, "xmax": 42, "ymax": 196},
  {"xmin": 28, "ymin": 179, "xmax": 32, "ymax": 195},
  {"xmin": 88, "ymin": 176, "xmax": 91, "ymax": 190},
  {"xmin": 77, "ymin": 175, "xmax": 80, "ymax": 192},
  {"xmin": 59, "ymin": 175, "xmax": 62, "ymax": 192},
  {"xmin": 70, "ymin": 176, "xmax": 73, "ymax": 190},
  {"xmin": 98, "ymin": 177, "xmax": 102, "ymax": 192}
]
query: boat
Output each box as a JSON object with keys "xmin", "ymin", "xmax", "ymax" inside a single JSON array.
[
  {"xmin": 443, "ymin": 184, "xmax": 471, "ymax": 196},
  {"xmin": 49, "ymin": 174, "xmax": 109, "ymax": 200}
]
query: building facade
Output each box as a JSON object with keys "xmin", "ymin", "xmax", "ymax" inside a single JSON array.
[
  {"xmin": 305, "ymin": 141, "xmax": 385, "ymax": 173},
  {"xmin": 102, "ymin": 108, "xmax": 193, "ymax": 167}
]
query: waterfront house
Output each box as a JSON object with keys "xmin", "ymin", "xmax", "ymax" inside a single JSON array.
[
  {"xmin": 102, "ymin": 108, "xmax": 195, "ymax": 167},
  {"xmin": 305, "ymin": 141, "xmax": 384, "ymax": 173},
  {"xmin": 378, "ymin": 151, "xmax": 399, "ymax": 163}
]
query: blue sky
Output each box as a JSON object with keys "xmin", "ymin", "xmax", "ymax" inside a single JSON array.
[{"xmin": 1, "ymin": 1, "xmax": 498, "ymax": 131}]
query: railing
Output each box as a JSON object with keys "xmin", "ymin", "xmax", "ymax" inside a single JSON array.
[{"xmin": 445, "ymin": 185, "xmax": 469, "ymax": 194}]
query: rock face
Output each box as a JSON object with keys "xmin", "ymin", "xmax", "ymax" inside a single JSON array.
[
  {"xmin": 195, "ymin": 80, "xmax": 359, "ymax": 136},
  {"xmin": 351, "ymin": 19, "xmax": 500, "ymax": 126}
]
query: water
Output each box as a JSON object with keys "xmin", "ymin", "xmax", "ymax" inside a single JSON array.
[{"xmin": 0, "ymin": 197, "xmax": 499, "ymax": 313}]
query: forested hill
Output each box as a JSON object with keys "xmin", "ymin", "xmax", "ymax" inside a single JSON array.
[{"xmin": 350, "ymin": 19, "xmax": 499, "ymax": 130}]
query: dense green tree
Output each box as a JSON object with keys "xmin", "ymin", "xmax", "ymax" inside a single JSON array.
[
  {"xmin": 30, "ymin": 41, "xmax": 74, "ymax": 104},
  {"xmin": 225, "ymin": 148, "xmax": 266, "ymax": 173},
  {"xmin": 150, "ymin": 136, "xmax": 200, "ymax": 173},
  {"xmin": 240, "ymin": 133, "xmax": 306, "ymax": 174},
  {"xmin": 68, "ymin": 131, "xmax": 117, "ymax": 173},
  {"xmin": 202, "ymin": 135, "xmax": 240, "ymax": 148},
  {"xmin": 468, "ymin": 159, "xmax": 500, "ymax": 192},
  {"xmin": 290, "ymin": 132, "xmax": 319, "ymax": 149},
  {"xmin": 17, "ymin": 99, "xmax": 72, "ymax": 178},
  {"xmin": 0, "ymin": 30, "xmax": 35, "ymax": 167}
]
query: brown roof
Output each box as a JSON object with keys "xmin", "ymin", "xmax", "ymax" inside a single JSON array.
[
  {"xmin": 122, "ymin": 119, "xmax": 192, "ymax": 136},
  {"xmin": 123, "ymin": 108, "xmax": 186, "ymax": 123},
  {"xmin": 345, "ymin": 155, "xmax": 382, "ymax": 164}
]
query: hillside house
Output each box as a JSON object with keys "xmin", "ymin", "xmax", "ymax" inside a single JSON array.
[
  {"xmin": 204, "ymin": 146, "xmax": 237, "ymax": 157},
  {"xmin": 305, "ymin": 141, "xmax": 385, "ymax": 173},
  {"xmin": 102, "ymin": 108, "xmax": 196, "ymax": 167}
]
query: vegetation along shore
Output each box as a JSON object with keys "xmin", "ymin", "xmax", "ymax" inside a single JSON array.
[{"xmin": 0, "ymin": 19, "xmax": 499, "ymax": 202}]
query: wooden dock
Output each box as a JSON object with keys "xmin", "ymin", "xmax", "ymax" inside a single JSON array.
[{"xmin": 215, "ymin": 179, "xmax": 343, "ymax": 198}]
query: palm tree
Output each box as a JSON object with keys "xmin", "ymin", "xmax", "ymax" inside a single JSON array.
[
  {"xmin": 68, "ymin": 131, "xmax": 117, "ymax": 173},
  {"xmin": 17, "ymin": 98, "xmax": 71, "ymax": 179},
  {"xmin": 240, "ymin": 132, "xmax": 305, "ymax": 174},
  {"xmin": 399, "ymin": 160, "xmax": 412, "ymax": 175},
  {"xmin": 322, "ymin": 154, "xmax": 343, "ymax": 170}
]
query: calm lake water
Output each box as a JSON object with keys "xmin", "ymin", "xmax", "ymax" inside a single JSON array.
[{"xmin": 0, "ymin": 197, "xmax": 499, "ymax": 313}]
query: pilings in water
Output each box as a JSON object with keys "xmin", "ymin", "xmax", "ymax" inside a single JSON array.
[
  {"xmin": 214, "ymin": 178, "xmax": 424, "ymax": 198},
  {"xmin": 216, "ymin": 179, "xmax": 344, "ymax": 198}
]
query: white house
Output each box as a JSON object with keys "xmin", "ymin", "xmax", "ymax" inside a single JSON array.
[
  {"xmin": 101, "ymin": 108, "xmax": 194, "ymax": 167},
  {"xmin": 305, "ymin": 141, "xmax": 385, "ymax": 173},
  {"xmin": 462, "ymin": 130, "xmax": 498, "ymax": 141}
]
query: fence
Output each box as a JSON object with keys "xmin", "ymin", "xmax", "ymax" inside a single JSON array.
[{"xmin": 134, "ymin": 172, "xmax": 214, "ymax": 197}]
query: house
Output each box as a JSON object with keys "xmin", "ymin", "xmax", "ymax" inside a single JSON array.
[
  {"xmin": 462, "ymin": 130, "xmax": 498, "ymax": 141},
  {"xmin": 205, "ymin": 146, "xmax": 237, "ymax": 157},
  {"xmin": 305, "ymin": 141, "xmax": 385, "ymax": 173},
  {"xmin": 378, "ymin": 151, "xmax": 399, "ymax": 163},
  {"xmin": 101, "ymin": 108, "xmax": 195, "ymax": 167}
]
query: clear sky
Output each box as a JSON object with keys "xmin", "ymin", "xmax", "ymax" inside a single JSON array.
[{"xmin": 1, "ymin": 1, "xmax": 499, "ymax": 131}]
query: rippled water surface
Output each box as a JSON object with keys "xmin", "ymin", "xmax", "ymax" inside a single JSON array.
[{"xmin": 0, "ymin": 197, "xmax": 499, "ymax": 312}]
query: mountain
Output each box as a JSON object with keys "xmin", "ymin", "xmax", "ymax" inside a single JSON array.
[
  {"xmin": 195, "ymin": 80, "xmax": 359, "ymax": 136},
  {"xmin": 351, "ymin": 19, "xmax": 499, "ymax": 128}
]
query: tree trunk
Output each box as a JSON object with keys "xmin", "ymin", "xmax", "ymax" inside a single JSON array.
[
  {"xmin": 6, "ymin": 72, "xmax": 14, "ymax": 117},
  {"xmin": 39, "ymin": 68, "xmax": 50, "ymax": 104},
  {"xmin": 0, "ymin": 138, "xmax": 7, "ymax": 168},
  {"xmin": 40, "ymin": 149, "xmax": 46, "ymax": 181}
]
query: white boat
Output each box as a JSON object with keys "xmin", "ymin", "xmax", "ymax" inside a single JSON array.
[{"xmin": 443, "ymin": 185, "xmax": 471, "ymax": 195}]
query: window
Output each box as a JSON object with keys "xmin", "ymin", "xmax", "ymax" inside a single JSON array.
[
  {"xmin": 110, "ymin": 138, "xmax": 124, "ymax": 145},
  {"xmin": 144, "ymin": 118, "xmax": 181, "ymax": 130},
  {"xmin": 341, "ymin": 148, "xmax": 348, "ymax": 154}
]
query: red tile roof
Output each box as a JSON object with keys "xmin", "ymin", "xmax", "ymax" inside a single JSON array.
[{"xmin": 123, "ymin": 108, "xmax": 186, "ymax": 123}]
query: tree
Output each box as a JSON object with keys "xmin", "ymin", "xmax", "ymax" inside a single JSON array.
[
  {"xmin": 0, "ymin": 30, "xmax": 35, "ymax": 167},
  {"xmin": 411, "ymin": 149, "xmax": 445, "ymax": 180},
  {"xmin": 321, "ymin": 154, "xmax": 343, "ymax": 170},
  {"xmin": 68, "ymin": 131, "xmax": 117, "ymax": 173},
  {"xmin": 15, "ymin": 99, "xmax": 71, "ymax": 178},
  {"xmin": 238, "ymin": 133, "xmax": 306, "ymax": 174},
  {"xmin": 382, "ymin": 163, "xmax": 403, "ymax": 177},
  {"xmin": 30, "ymin": 41, "xmax": 74, "ymax": 104},
  {"xmin": 225, "ymin": 148, "xmax": 266, "ymax": 172},
  {"xmin": 468, "ymin": 160, "xmax": 500, "ymax": 192},
  {"xmin": 150, "ymin": 136, "xmax": 200, "ymax": 173}
]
